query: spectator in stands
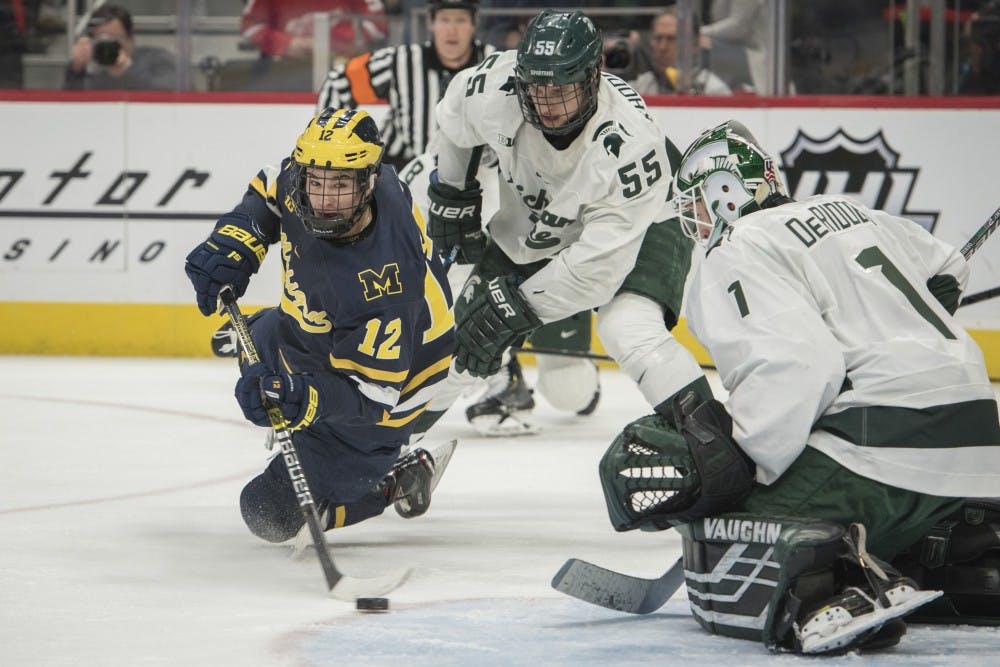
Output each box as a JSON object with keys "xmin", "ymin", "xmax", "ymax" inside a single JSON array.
[
  {"xmin": 63, "ymin": 3, "xmax": 177, "ymax": 90},
  {"xmin": 0, "ymin": 0, "xmax": 40, "ymax": 89},
  {"xmin": 240, "ymin": 0, "xmax": 388, "ymax": 66},
  {"xmin": 629, "ymin": 7, "xmax": 731, "ymax": 95},
  {"xmin": 699, "ymin": 0, "xmax": 767, "ymax": 93},
  {"xmin": 960, "ymin": 0, "xmax": 1000, "ymax": 94}
]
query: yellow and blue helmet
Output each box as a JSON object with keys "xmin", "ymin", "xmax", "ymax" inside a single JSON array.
[{"xmin": 289, "ymin": 108, "xmax": 384, "ymax": 241}]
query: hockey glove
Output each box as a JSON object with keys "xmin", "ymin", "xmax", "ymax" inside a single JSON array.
[
  {"xmin": 455, "ymin": 275, "xmax": 542, "ymax": 377},
  {"xmin": 184, "ymin": 213, "xmax": 267, "ymax": 315},
  {"xmin": 926, "ymin": 273, "xmax": 962, "ymax": 314},
  {"xmin": 235, "ymin": 363, "xmax": 317, "ymax": 429},
  {"xmin": 427, "ymin": 170, "xmax": 485, "ymax": 264}
]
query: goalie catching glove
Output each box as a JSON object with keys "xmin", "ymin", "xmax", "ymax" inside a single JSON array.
[
  {"xmin": 184, "ymin": 213, "xmax": 267, "ymax": 315},
  {"xmin": 427, "ymin": 170, "xmax": 486, "ymax": 264},
  {"xmin": 599, "ymin": 397, "xmax": 756, "ymax": 531},
  {"xmin": 235, "ymin": 363, "xmax": 318, "ymax": 430},
  {"xmin": 455, "ymin": 275, "xmax": 542, "ymax": 378}
]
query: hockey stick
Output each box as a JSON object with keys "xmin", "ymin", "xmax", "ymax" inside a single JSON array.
[
  {"xmin": 947, "ymin": 206, "xmax": 1000, "ymax": 308},
  {"xmin": 511, "ymin": 345, "xmax": 613, "ymax": 362},
  {"xmin": 552, "ymin": 556, "xmax": 685, "ymax": 614},
  {"xmin": 960, "ymin": 204, "xmax": 1000, "ymax": 261},
  {"xmin": 217, "ymin": 285, "xmax": 410, "ymax": 601},
  {"xmin": 959, "ymin": 285, "xmax": 1000, "ymax": 308}
]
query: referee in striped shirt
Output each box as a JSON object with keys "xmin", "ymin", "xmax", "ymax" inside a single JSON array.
[{"xmin": 316, "ymin": 0, "xmax": 496, "ymax": 169}]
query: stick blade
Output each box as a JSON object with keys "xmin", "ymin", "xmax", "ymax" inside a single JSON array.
[
  {"xmin": 552, "ymin": 557, "xmax": 685, "ymax": 615},
  {"xmin": 328, "ymin": 566, "xmax": 412, "ymax": 602}
]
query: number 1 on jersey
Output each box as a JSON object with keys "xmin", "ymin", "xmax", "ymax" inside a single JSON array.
[
  {"xmin": 728, "ymin": 280, "xmax": 750, "ymax": 317},
  {"xmin": 854, "ymin": 245, "xmax": 955, "ymax": 339}
]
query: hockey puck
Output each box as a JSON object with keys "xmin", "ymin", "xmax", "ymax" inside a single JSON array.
[{"xmin": 355, "ymin": 597, "xmax": 390, "ymax": 612}]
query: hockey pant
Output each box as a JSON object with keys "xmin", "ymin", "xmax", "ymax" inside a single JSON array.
[{"xmin": 236, "ymin": 308, "xmax": 405, "ymax": 542}]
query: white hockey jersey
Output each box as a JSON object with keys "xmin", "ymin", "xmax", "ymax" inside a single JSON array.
[
  {"xmin": 434, "ymin": 50, "xmax": 673, "ymax": 323},
  {"xmin": 686, "ymin": 195, "xmax": 1000, "ymax": 497}
]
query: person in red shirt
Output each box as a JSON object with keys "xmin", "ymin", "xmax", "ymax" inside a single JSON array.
[{"xmin": 240, "ymin": 0, "xmax": 388, "ymax": 62}]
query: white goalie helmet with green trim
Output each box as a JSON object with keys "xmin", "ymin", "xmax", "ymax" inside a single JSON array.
[{"xmin": 671, "ymin": 120, "xmax": 787, "ymax": 248}]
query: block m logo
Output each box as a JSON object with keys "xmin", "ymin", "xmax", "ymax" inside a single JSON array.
[{"xmin": 359, "ymin": 263, "xmax": 403, "ymax": 301}]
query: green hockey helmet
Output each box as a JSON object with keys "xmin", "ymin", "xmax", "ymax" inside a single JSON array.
[
  {"xmin": 671, "ymin": 120, "xmax": 787, "ymax": 249},
  {"xmin": 515, "ymin": 10, "xmax": 603, "ymax": 135}
]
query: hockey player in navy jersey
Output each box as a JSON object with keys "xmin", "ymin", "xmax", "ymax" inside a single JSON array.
[{"xmin": 184, "ymin": 108, "xmax": 456, "ymax": 542}]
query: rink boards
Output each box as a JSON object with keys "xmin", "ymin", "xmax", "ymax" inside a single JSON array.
[{"xmin": 0, "ymin": 94, "xmax": 997, "ymax": 376}]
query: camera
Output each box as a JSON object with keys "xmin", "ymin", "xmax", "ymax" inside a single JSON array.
[
  {"xmin": 604, "ymin": 38, "xmax": 632, "ymax": 71},
  {"xmin": 92, "ymin": 38, "xmax": 122, "ymax": 66}
]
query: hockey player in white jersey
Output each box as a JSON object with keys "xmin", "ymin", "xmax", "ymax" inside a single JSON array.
[
  {"xmin": 425, "ymin": 9, "xmax": 709, "ymax": 424},
  {"xmin": 598, "ymin": 120, "xmax": 1000, "ymax": 654},
  {"xmin": 399, "ymin": 149, "xmax": 601, "ymax": 436}
]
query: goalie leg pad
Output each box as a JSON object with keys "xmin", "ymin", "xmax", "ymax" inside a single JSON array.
[
  {"xmin": 676, "ymin": 513, "xmax": 846, "ymax": 645},
  {"xmin": 893, "ymin": 498, "xmax": 1000, "ymax": 626},
  {"xmin": 679, "ymin": 514, "xmax": 945, "ymax": 653}
]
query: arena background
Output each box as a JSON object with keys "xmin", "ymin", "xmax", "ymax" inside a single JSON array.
[{"xmin": 1, "ymin": 92, "xmax": 997, "ymax": 377}]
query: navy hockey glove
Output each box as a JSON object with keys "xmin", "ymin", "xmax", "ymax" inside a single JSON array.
[
  {"xmin": 235, "ymin": 363, "xmax": 317, "ymax": 429},
  {"xmin": 184, "ymin": 213, "xmax": 267, "ymax": 315},
  {"xmin": 427, "ymin": 170, "xmax": 485, "ymax": 264},
  {"xmin": 455, "ymin": 275, "xmax": 542, "ymax": 377}
]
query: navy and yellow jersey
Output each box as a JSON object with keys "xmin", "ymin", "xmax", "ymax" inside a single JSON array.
[{"xmin": 217, "ymin": 159, "xmax": 455, "ymax": 442}]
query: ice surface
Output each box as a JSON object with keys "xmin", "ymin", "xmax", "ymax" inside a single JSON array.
[{"xmin": 1, "ymin": 357, "xmax": 997, "ymax": 666}]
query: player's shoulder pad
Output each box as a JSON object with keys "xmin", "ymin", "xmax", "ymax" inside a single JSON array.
[{"xmin": 451, "ymin": 49, "xmax": 517, "ymax": 96}]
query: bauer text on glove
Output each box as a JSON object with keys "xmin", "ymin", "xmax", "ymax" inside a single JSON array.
[
  {"xmin": 184, "ymin": 213, "xmax": 267, "ymax": 315},
  {"xmin": 454, "ymin": 275, "xmax": 542, "ymax": 377},
  {"xmin": 427, "ymin": 170, "xmax": 485, "ymax": 264}
]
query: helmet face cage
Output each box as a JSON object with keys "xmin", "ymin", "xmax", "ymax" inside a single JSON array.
[
  {"xmin": 671, "ymin": 121, "xmax": 784, "ymax": 248},
  {"xmin": 515, "ymin": 10, "xmax": 603, "ymax": 135},
  {"xmin": 515, "ymin": 68, "xmax": 601, "ymax": 136},
  {"xmin": 289, "ymin": 163, "xmax": 378, "ymax": 240},
  {"xmin": 289, "ymin": 108, "xmax": 384, "ymax": 241}
]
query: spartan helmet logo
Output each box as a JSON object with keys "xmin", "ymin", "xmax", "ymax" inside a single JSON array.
[
  {"xmin": 603, "ymin": 133, "xmax": 624, "ymax": 158},
  {"xmin": 462, "ymin": 275, "xmax": 481, "ymax": 304},
  {"xmin": 779, "ymin": 129, "xmax": 939, "ymax": 232}
]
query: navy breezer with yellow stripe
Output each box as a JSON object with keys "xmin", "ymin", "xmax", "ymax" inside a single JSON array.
[{"xmin": 185, "ymin": 108, "xmax": 455, "ymax": 541}]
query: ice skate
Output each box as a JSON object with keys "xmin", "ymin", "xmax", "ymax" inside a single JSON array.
[
  {"xmin": 387, "ymin": 439, "xmax": 458, "ymax": 518},
  {"xmin": 795, "ymin": 577, "xmax": 941, "ymax": 654},
  {"xmin": 465, "ymin": 357, "xmax": 539, "ymax": 437}
]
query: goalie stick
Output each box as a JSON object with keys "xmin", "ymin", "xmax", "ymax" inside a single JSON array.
[
  {"xmin": 552, "ymin": 555, "xmax": 685, "ymax": 614},
  {"xmin": 217, "ymin": 285, "xmax": 411, "ymax": 601}
]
